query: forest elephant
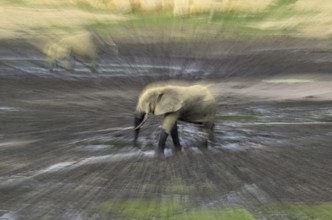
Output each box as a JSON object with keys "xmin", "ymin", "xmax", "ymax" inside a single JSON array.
[
  {"xmin": 47, "ymin": 31, "xmax": 118, "ymax": 73},
  {"xmin": 134, "ymin": 82, "xmax": 217, "ymax": 156}
]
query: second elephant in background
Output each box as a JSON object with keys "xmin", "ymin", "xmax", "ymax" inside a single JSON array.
[{"xmin": 47, "ymin": 31, "xmax": 118, "ymax": 73}]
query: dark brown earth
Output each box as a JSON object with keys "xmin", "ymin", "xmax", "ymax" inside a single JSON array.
[{"xmin": 0, "ymin": 38, "xmax": 331, "ymax": 219}]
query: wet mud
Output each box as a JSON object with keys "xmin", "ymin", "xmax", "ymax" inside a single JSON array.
[{"xmin": 0, "ymin": 39, "xmax": 331, "ymax": 219}]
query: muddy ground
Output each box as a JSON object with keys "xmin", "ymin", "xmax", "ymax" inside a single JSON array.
[{"xmin": 0, "ymin": 38, "xmax": 331, "ymax": 219}]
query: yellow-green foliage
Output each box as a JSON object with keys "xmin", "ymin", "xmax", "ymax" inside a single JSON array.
[
  {"xmin": 170, "ymin": 208, "xmax": 257, "ymax": 220},
  {"xmin": 220, "ymin": 0, "xmax": 274, "ymax": 13},
  {"xmin": 92, "ymin": 200, "xmax": 257, "ymax": 220},
  {"xmin": 261, "ymin": 202, "xmax": 332, "ymax": 220},
  {"xmin": 93, "ymin": 199, "xmax": 188, "ymax": 219},
  {"xmin": 24, "ymin": 0, "xmax": 275, "ymax": 14}
]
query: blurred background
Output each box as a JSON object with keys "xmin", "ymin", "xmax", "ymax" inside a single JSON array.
[{"xmin": 0, "ymin": 1, "xmax": 331, "ymax": 220}]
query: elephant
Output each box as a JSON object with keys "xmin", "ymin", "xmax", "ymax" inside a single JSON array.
[
  {"xmin": 46, "ymin": 31, "xmax": 118, "ymax": 73},
  {"xmin": 134, "ymin": 82, "xmax": 217, "ymax": 155}
]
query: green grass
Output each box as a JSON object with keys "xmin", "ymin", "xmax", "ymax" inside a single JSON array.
[
  {"xmin": 92, "ymin": 200, "xmax": 257, "ymax": 220},
  {"xmin": 261, "ymin": 202, "xmax": 332, "ymax": 220},
  {"xmin": 21, "ymin": 0, "xmax": 310, "ymax": 41},
  {"xmin": 169, "ymin": 208, "xmax": 257, "ymax": 220},
  {"xmin": 89, "ymin": 8, "xmax": 299, "ymax": 41},
  {"xmin": 5, "ymin": 0, "xmax": 322, "ymax": 42},
  {"xmin": 91, "ymin": 199, "xmax": 332, "ymax": 220},
  {"xmin": 209, "ymin": 0, "xmax": 299, "ymax": 23},
  {"xmin": 2, "ymin": 0, "xmax": 25, "ymax": 5},
  {"xmin": 92, "ymin": 199, "xmax": 188, "ymax": 219},
  {"xmin": 89, "ymin": 13, "xmax": 281, "ymax": 40}
]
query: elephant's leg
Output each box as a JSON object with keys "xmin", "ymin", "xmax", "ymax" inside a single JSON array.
[
  {"xmin": 84, "ymin": 58, "xmax": 97, "ymax": 73},
  {"xmin": 202, "ymin": 122, "xmax": 215, "ymax": 149},
  {"xmin": 69, "ymin": 55, "xmax": 75, "ymax": 72},
  {"xmin": 66, "ymin": 54, "xmax": 75, "ymax": 72},
  {"xmin": 133, "ymin": 112, "xmax": 146, "ymax": 148},
  {"xmin": 49, "ymin": 61, "xmax": 54, "ymax": 72},
  {"xmin": 60, "ymin": 55, "xmax": 73, "ymax": 72},
  {"xmin": 90, "ymin": 61, "xmax": 98, "ymax": 73},
  {"xmin": 80, "ymin": 56, "xmax": 98, "ymax": 73},
  {"xmin": 48, "ymin": 58, "xmax": 57, "ymax": 72},
  {"xmin": 171, "ymin": 122, "xmax": 182, "ymax": 153},
  {"xmin": 158, "ymin": 130, "xmax": 168, "ymax": 156},
  {"xmin": 159, "ymin": 113, "xmax": 179, "ymax": 155}
]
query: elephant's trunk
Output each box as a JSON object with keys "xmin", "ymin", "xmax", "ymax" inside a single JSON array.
[{"xmin": 134, "ymin": 113, "xmax": 149, "ymax": 130}]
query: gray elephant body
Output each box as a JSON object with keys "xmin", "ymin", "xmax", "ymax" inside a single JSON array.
[
  {"xmin": 134, "ymin": 82, "xmax": 217, "ymax": 155},
  {"xmin": 47, "ymin": 31, "xmax": 117, "ymax": 73}
]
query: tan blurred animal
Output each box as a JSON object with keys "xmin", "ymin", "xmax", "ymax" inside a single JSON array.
[
  {"xmin": 46, "ymin": 31, "xmax": 118, "ymax": 73},
  {"xmin": 134, "ymin": 82, "xmax": 217, "ymax": 155}
]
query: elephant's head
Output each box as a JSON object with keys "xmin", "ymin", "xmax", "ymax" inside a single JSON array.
[
  {"xmin": 91, "ymin": 31, "xmax": 118, "ymax": 55},
  {"xmin": 137, "ymin": 86, "xmax": 184, "ymax": 115},
  {"xmin": 134, "ymin": 86, "xmax": 184, "ymax": 129}
]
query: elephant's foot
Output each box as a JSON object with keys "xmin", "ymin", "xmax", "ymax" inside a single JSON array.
[
  {"xmin": 133, "ymin": 141, "xmax": 140, "ymax": 149},
  {"xmin": 174, "ymin": 145, "xmax": 182, "ymax": 154},
  {"xmin": 155, "ymin": 148, "xmax": 165, "ymax": 158}
]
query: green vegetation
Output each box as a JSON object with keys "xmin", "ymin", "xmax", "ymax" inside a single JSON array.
[
  {"xmin": 91, "ymin": 200, "xmax": 332, "ymax": 219},
  {"xmin": 203, "ymin": 0, "xmax": 302, "ymax": 37},
  {"xmin": 261, "ymin": 202, "xmax": 332, "ymax": 220},
  {"xmin": 88, "ymin": 11, "xmax": 296, "ymax": 41},
  {"xmin": 92, "ymin": 199, "xmax": 258, "ymax": 220},
  {"xmin": 2, "ymin": 0, "xmax": 26, "ymax": 5},
  {"xmin": 275, "ymin": 0, "xmax": 298, "ymax": 6},
  {"xmin": 2, "ymin": 0, "xmax": 330, "ymax": 40},
  {"xmin": 92, "ymin": 199, "xmax": 188, "ymax": 219},
  {"xmin": 170, "ymin": 208, "xmax": 257, "ymax": 220},
  {"xmin": 86, "ymin": 0, "xmax": 311, "ymax": 41}
]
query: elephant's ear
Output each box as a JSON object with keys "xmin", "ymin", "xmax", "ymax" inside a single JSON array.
[{"xmin": 154, "ymin": 89, "xmax": 183, "ymax": 115}]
